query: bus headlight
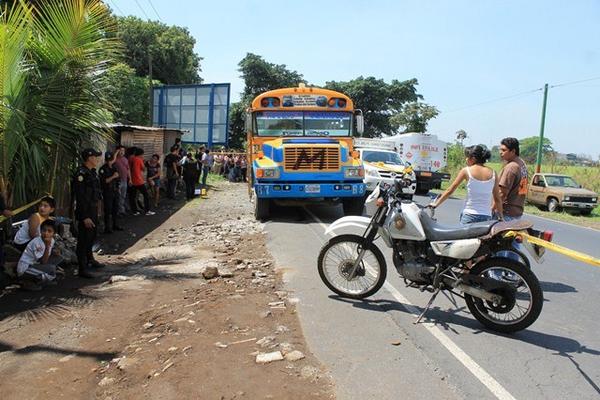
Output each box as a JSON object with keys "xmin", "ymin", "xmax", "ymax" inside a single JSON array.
[
  {"xmin": 345, "ymin": 167, "xmax": 364, "ymax": 178},
  {"xmin": 256, "ymin": 168, "xmax": 280, "ymax": 179}
]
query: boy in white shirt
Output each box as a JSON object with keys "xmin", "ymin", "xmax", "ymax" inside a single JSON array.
[{"xmin": 17, "ymin": 219, "xmax": 63, "ymax": 289}]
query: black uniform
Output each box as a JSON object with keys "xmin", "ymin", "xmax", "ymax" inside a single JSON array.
[
  {"xmin": 99, "ymin": 162, "xmax": 120, "ymax": 233},
  {"xmin": 72, "ymin": 165, "xmax": 102, "ymax": 274}
]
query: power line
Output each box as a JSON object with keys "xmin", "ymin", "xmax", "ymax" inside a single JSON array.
[
  {"xmin": 550, "ymin": 76, "xmax": 600, "ymax": 89},
  {"xmin": 107, "ymin": 0, "xmax": 124, "ymax": 15},
  {"xmin": 443, "ymin": 87, "xmax": 543, "ymax": 113},
  {"xmin": 133, "ymin": 0, "xmax": 151, "ymax": 19},
  {"xmin": 146, "ymin": 0, "xmax": 162, "ymax": 21}
]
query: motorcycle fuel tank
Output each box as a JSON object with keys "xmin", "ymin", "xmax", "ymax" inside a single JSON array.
[{"xmin": 384, "ymin": 202, "xmax": 426, "ymax": 241}]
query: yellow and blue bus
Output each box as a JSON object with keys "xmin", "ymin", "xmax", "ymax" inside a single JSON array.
[{"xmin": 247, "ymin": 84, "xmax": 366, "ymax": 220}]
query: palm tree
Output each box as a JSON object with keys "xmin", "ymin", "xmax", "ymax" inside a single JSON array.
[{"xmin": 0, "ymin": 0, "xmax": 121, "ymax": 207}]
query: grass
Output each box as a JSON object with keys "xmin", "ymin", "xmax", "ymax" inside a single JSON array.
[
  {"xmin": 432, "ymin": 179, "xmax": 600, "ymax": 230},
  {"xmin": 206, "ymin": 173, "xmax": 227, "ymax": 186}
]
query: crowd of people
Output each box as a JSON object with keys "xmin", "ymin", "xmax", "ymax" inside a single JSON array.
[{"xmin": 0, "ymin": 138, "xmax": 249, "ymax": 290}]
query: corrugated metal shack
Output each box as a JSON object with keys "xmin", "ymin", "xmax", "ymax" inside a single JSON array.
[{"xmin": 107, "ymin": 124, "xmax": 184, "ymax": 159}]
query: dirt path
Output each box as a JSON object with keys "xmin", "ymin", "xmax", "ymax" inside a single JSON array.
[{"xmin": 0, "ymin": 182, "xmax": 334, "ymax": 400}]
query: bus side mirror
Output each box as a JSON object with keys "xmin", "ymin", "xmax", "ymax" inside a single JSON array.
[
  {"xmin": 245, "ymin": 113, "xmax": 252, "ymax": 132},
  {"xmin": 356, "ymin": 113, "xmax": 364, "ymax": 136}
]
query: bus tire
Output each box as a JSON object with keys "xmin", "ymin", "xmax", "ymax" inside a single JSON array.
[{"xmin": 254, "ymin": 197, "xmax": 270, "ymax": 221}]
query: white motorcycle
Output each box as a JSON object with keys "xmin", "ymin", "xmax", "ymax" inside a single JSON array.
[{"xmin": 317, "ymin": 175, "xmax": 550, "ymax": 333}]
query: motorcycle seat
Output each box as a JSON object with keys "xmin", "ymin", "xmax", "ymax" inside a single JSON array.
[{"xmin": 419, "ymin": 211, "xmax": 498, "ymax": 241}]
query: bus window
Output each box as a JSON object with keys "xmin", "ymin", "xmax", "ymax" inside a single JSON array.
[
  {"xmin": 254, "ymin": 111, "xmax": 352, "ymax": 137},
  {"xmin": 256, "ymin": 111, "xmax": 303, "ymax": 136},
  {"xmin": 304, "ymin": 112, "xmax": 351, "ymax": 137}
]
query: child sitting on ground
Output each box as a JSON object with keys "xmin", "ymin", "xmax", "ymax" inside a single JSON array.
[
  {"xmin": 13, "ymin": 196, "xmax": 55, "ymax": 251},
  {"xmin": 17, "ymin": 219, "xmax": 63, "ymax": 290}
]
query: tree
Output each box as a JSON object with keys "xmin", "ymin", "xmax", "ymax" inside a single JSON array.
[
  {"xmin": 325, "ymin": 77, "xmax": 423, "ymax": 137},
  {"xmin": 104, "ymin": 63, "xmax": 158, "ymax": 125},
  {"xmin": 0, "ymin": 0, "xmax": 121, "ymax": 205},
  {"xmin": 519, "ymin": 136, "xmax": 554, "ymax": 164},
  {"xmin": 238, "ymin": 53, "xmax": 305, "ymax": 103},
  {"xmin": 228, "ymin": 53, "xmax": 305, "ymax": 147},
  {"xmin": 390, "ymin": 102, "xmax": 439, "ymax": 133},
  {"xmin": 490, "ymin": 145, "xmax": 502, "ymax": 163},
  {"xmin": 116, "ymin": 16, "xmax": 202, "ymax": 84},
  {"xmin": 446, "ymin": 143, "xmax": 466, "ymax": 170}
]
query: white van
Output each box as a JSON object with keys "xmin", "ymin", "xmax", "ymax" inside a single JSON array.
[{"xmin": 354, "ymin": 138, "xmax": 416, "ymax": 194}]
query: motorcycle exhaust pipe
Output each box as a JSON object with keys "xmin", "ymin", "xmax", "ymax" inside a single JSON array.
[{"xmin": 454, "ymin": 283, "xmax": 502, "ymax": 303}]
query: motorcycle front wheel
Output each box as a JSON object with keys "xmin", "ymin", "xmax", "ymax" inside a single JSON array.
[
  {"xmin": 317, "ymin": 234, "xmax": 387, "ymax": 299},
  {"xmin": 464, "ymin": 258, "xmax": 543, "ymax": 333}
]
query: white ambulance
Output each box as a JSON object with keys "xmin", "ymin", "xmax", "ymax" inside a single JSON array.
[{"xmin": 383, "ymin": 132, "xmax": 450, "ymax": 194}]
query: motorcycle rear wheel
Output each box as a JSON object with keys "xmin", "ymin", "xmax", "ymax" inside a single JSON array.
[
  {"xmin": 464, "ymin": 258, "xmax": 543, "ymax": 333},
  {"xmin": 317, "ymin": 234, "xmax": 387, "ymax": 299}
]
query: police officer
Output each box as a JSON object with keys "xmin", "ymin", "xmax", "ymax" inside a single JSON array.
[
  {"xmin": 72, "ymin": 148, "xmax": 104, "ymax": 279},
  {"xmin": 99, "ymin": 151, "xmax": 123, "ymax": 234}
]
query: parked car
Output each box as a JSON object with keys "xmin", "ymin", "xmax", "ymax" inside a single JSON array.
[
  {"xmin": 354, "ymin": 138, "xmax": 416, "ymax": 195},
  {"xmin": 527, "ymin": 173, "xmax": 598, "ymax": 215}
]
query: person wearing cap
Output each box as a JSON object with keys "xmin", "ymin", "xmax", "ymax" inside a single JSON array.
[
  {"xmin": 99, "ymin": 151, "xmax": 123, "ymax": 234},
  {"xmin": 72, "ymin": 148, "xmax": 104, "ymax": 278}
]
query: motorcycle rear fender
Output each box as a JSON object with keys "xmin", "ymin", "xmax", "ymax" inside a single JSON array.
[{"xmin": 324, "ymin": 216, "xmax": 372, "ymax": 237}]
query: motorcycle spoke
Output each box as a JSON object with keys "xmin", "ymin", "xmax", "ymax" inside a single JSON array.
[
  {"xmin": 475, "ymin": 266, "xmax": 533, "ymax": 325},
  {"xmin": 322, "ymin": 241, "xmax": 382, "ymax": 295}
]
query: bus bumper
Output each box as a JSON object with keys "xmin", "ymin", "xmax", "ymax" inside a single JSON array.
[{"xmin": 254, "ymin": 182, "xmax": 366, "ymax": 198}]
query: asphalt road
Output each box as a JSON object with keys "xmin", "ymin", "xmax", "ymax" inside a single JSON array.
[{"xmin": 264, "ymin": 195, "xmax": 600, "ymax": 400}]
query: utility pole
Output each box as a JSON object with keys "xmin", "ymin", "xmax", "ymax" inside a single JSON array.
[
  {"xmin": 148, "ymin": 53, "xmax": 153, "ymax": 126},
  {"xmin": 535, "ymin": 83, "xmax": 549, "ymax": 173}
]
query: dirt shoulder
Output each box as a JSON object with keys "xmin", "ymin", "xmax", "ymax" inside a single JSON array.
[{"xmin": 0, "ymin": 182, "xmax": 335, "ymax": 400}]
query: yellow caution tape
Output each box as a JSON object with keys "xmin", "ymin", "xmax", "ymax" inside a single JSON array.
[
  {"xmin": 505, "ymin": 230, "xmax": 600, "ymax": 268},
  {"xmin": 0, "ymin": 197, "xmax": 45, "ymax": 224}
]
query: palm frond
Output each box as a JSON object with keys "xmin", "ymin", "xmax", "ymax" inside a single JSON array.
[{"xmin": 1, "ymin": 0, "xmax": 122, "ymax": 205}]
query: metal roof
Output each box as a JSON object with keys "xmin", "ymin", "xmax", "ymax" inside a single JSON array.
[{"xmin": 105, "ymin": 123, "xmax": 184, "ymax": 133}]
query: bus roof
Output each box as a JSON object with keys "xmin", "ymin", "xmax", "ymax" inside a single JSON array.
[{"xmin": 251, "ymin": 84, "xmax": 354, "ymax": 111}]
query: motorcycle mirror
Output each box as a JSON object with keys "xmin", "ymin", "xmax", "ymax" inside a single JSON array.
[{"xmin": 366, "ymin": 185, "xmax": 380, "ymax": 204}]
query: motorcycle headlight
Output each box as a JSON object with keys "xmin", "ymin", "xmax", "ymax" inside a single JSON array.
[
  {"xmin": 345, "ymin": 167, "xmax": 364, "ymax": 178},
  {"xmin": 394, "ymin": 214, "xmax": 406, "ymax": 230},
  {"xmin": 366, "ymin": 168, "xmax": 379, "ymax": 177}
]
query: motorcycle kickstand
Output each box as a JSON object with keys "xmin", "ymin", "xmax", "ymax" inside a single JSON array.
[
  {"xmin": 414, "ymin": 288, "xmax": 441, "ymax": 325},
  {"xmin": 442, "ymin": 290, "xmax": 459, "ymax": 309}
]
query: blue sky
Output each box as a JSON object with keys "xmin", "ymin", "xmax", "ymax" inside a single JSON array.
[{"xmin": 110, "ymin": 0, "xmax": 600, "ymax": 157}]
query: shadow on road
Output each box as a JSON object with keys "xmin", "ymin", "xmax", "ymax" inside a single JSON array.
[
  {"xmin": 266, "ymin": 203, "xmax": 344, "ymax": 225},
  {"xmin": 539, "ymin": 281, "xmax": 578, "ymax": 293},
  {"xmin": 0, "ymin": 340, "xmax": 116, "ymax": 361},
  {"xmin": 330, "ymin": 294, "xmax": 600, "ymax": 396},
  {"xmin": 0, "ymin": 197, "xmax": 191, "ymax": 324}
]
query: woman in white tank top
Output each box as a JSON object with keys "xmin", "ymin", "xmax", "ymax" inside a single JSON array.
[{"xmin": 431, "ymin": 145, "xmax": 504, "ymax": 224}]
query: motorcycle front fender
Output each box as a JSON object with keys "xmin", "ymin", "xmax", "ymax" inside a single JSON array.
[{"xmin": 324, "ymin": 216, "xmax": 372, "ymax": 237}]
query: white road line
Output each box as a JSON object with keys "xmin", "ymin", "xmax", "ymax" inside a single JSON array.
[{"xmin": 304, "ymin": 207, "xmax": 517, "ymax": 400}]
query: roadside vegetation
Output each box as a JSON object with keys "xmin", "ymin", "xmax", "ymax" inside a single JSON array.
[{"xmin": 0, "ymin": 0, "xmax": 203, "ymax": 209}]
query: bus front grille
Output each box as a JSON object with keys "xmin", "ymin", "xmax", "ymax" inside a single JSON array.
[{"xmin": 284, "ymin": 146, "xmax": 340, "ymax": 171}]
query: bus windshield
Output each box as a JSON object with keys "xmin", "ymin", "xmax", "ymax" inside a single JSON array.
[{"xmin": 255, "ymin": 111, "xmax": 352, "ymax": 137}]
